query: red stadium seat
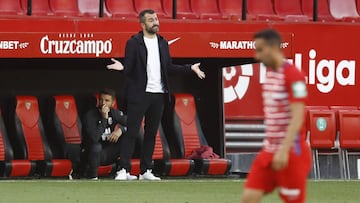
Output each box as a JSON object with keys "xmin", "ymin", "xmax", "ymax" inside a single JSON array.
[
  {"xmin": 308, "ymin": 109, "xmax": 345, "ymax": 179},
  {"xmin": 172, "ymin": 94, "xmax": 231, "ymax": 175},
  {"xmin": 0, "ymin": 0, "xmax": 24, "ymax": 15},
  {"xmin": 49, "ymin": 0, "xmax": 80, "ymax": 17},
  {"xmin": 357, "ymin": 0, "xmax": 360, "ymax": 15},
  {"xmin": 329, "ymin": 0, "xmax": 360, "ymax": 22},
  {"xmin": 162, "ymin": 0, "xmax": 198, "ymax": 19},
  {"xmin": 273, "ymin": 0, "xmax": 310, "ymax": 21},
  {"xmin": 137, "ymin": 124, "xmax": 194, "ymax": 176},
  {"xmin": 21, "ymin": 0, "xmax": 52, "ymax": 16},
  {"xmin": 330, "ymin": 106, "xmax": 358, "ymax": 111},
  {"xmin": 338, "ymin": 110, "xmax": 360, "ymax": 179},
  {"xmin": 218, "ymin": 0, "xmax": 243, "ymax": 20},
  {"xmin": 330, "ymin": 106, "xmax": 358, "ymax": 130},
  {"xmin": 105, "ymin": 0, "xmax": 138, "ymax": 19},
  {"xmin": 49, "ymin": 95, "xmax": 116, "ymax": 177},
  {"xmin": 6, "ymin": 96, "xmax": 72, "ymax": 177},
  {"xmin": 0, "ymin": 109, "xmax": 35, "ymax": 177},
  {"xmin": 134, "ymin": 0, "xmax": 169, "ymax": 18},
  {"xmin": 309, "ymin": 110, "xmax": 336, "ymax": 149},
  {"xmin": 302, "ymin": 0, "xmax": 335, "ymax": 21},
  {"xmin": 284, "ymin": 15, "xmax": 310, "ymax": 22},
  {"xmin": 247, "ymin": 0, "xmax": 283, "ymax": 21},
  {"xmin": 78, "ymin": 0, "xmax": 110, "ymax": 17},
  {"xmin": 338, "ymin": 111, "xmax": 360, "ymax": 148},
  {"xmin": 190, "ymin": 0, "xmax": 225, "ymax": 20},
  {"xmin": 304, "ymin": 106, "xmax": 329, "ymax": 140}
]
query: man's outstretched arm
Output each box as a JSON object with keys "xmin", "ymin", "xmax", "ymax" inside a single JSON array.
[
  {"xmin": 168, "ymin": 60, "xmax": 206, "ymax": 79},
  {"xmin": 107, "ymin": 39, "xmax": 136, "ymax": 75}
]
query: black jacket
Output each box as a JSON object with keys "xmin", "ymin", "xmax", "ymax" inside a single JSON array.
[
  {"xmin": 123, "ymin": 31, "xmax": 192, "ymax": 102},
  {"xmin": 81, "ymin": 108, "xmax": 127, "ymax": 146}
]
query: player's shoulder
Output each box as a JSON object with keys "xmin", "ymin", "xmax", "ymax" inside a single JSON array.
[
  {"xmin": 157, "ymin": 34, "xmax": 169, "ymax": 47},
  {"xmin": 128, "ymin": 31, "xmax": 143, "ymax": 43},
  {"xmin": 283, "ymin": 63, "xmax": 305, "ymax": 80}
]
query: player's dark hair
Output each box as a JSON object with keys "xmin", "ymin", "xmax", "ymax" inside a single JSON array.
[
  {"xmin": 139, "ymin": 9, "xmax": 155, "ymax": 23},
  {"xmin": 254, "ymin": 29, "xmax": 282, "ymax": 47},
  {"xmin": 99, "ymin": 88, "xmax": 116, "ymax": 99}
]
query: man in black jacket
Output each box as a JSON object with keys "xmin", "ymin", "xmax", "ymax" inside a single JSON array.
[
  {"xmin": 81, "ymin": 89, "xmax": 137, "ymax": 180},
  {"xmin": 107, "ymin": 9, "xmax": 205, "ymax": 180}
]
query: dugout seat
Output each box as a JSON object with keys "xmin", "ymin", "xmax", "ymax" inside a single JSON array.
[
  {"xmin": 304, "ymin": 106, "xmax": 329, "ymax": 139},
  {"xmin": 136, "ymin": 123, "xmax": 194, "ymax": 176},
  {"xmin": 247, "ymin": 0, "xmax": 283, "ymax": 21},
  {"xmin": 49, "ymin": 0, "xmax": 81, "ymax": 17},
  {"xmin": 308, "ymin": 109, "xmax": 345, "ymax": 179},
  {"xmin": 21, "ymin": 0, "xmax": 52, "ymax": 16},
  {"xmin": 273, "ymin": 0, "xmax": 310, "ymax": 21},
  {"xmin": 190, "ymin": 0, "xmax": 225, "ymax": 20},
  {"xmin": 329, "ymin": 106, "xmax": 358, "ymax": 130},
  {"xmin": 134, "ymin": 0, "xmax": 169, "ymax": 18},
  {"xmin": 329, "ymin": 0, "xmax": 360, "ymax": 22},
  {"xmin": 302, "ymin": 0, "xmax": 335, "ymax": 21},
  {"xmin": 0, "ymin": 109, "xmax": 35, "ymax": 177},
  {"xmin": 338, "ymin": 110, "xmax": 360, "ymax": 179},
  {"xmin": 162, "ymin": 0, "xmax": 198, "ymax": 19},
  {"xmin": 171, "ymin": 94, "xmax": 231, "ymax": 175},
  {"xmin": 105, "ymin": 0, "xmax": 138, "ymax": 19},
  {"xmin": 5, "ymin": 96, "xmax": 72, "ymax": 177},
  {"xmin": 0, "ymin": 0, "xmax": 24, "ymax": 15},
  {"xmin": 48, "ymin": 95, "xmax": 117, "ymax": 177},
  {"xmin": 218, "ymin": 0, "xmax": 243, "ymax": 20}
]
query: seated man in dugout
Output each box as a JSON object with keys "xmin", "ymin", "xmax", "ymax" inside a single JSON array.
[{"xmin": 80, "ymin": 89, "xmax": 137, "ymax": 180}]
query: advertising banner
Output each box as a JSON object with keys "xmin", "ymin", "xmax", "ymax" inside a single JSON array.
[{"xmin": 0, "ymin": 32, "xmax": 293, "ymax": 58}]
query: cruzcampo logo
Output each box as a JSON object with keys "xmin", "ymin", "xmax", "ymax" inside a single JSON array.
[{"xmin": 316, "ymin": 118, "xmax": 327, "ymax": 132}]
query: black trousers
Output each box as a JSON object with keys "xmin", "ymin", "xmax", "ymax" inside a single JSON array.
[
  {"xmin": 81, "ymin": 140, "xmax": 122, "ymax": 178},
  {"xmin": 120, "ymin": 92, "xmax": 165, "ymax": 174}
]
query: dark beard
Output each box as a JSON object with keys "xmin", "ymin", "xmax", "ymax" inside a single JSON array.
[{"xmin": 147, "ymin": 26, "xmax": 158, "ymax": 34}]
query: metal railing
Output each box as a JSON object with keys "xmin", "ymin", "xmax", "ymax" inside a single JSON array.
[{"xmin": 25, "ymin": 0, "xmax": 320, "ymax": 21}]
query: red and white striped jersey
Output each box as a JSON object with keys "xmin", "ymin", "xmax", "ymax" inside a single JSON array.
[{"xmin": 262, "ymin": 63, "xmax": 307, "ymax": 153}]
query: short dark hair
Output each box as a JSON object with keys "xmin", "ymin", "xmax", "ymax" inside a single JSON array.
[
  {"xmin": 254, "ymin": 29, "xmax": 282, "ymax": 47},
  {"xmin": 99, "ymin": 88, "xmax": 116, "ymax": 99},
  {"xmin": 139, "ymin": 9, "xmax": 155, "ymax": 23}
]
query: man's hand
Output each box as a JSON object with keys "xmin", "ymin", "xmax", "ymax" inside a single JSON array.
[
  {"xmin": 100, "ymin": 104, "xmax": 110, "ymax": 119},
  {"xmin": 107, "ymin": 58, "xmax": 124, "ymax": 71},
  {"xmin": 272, "ymin": 148, "xmax": 290, "ymax": 171},
  {"xmin": 107, "ymin": 128, "xmax": 122, "ymax": 143},
  {"xmin": 191, "ymin": 63, "xmax": 206, "ymax": 79}
]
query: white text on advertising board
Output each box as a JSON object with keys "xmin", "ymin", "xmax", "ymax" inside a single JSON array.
[
  {"xmin": 210, "ymin": 41, "xmax": 289, "ymax": 50},
  {"xmin": 0, "ymin": 41, "xmax": 29, "ymax": 50},
  {"xmin": 293, "ymin": 49, "xmax": 355, "ymax": 93},
  {"xmin": 40, "ymin": 33, "xmax": 112, "ymax": 57},
  {"xmin": 223, "ymin": 49, "xmax": 356, "ymax": 103}
]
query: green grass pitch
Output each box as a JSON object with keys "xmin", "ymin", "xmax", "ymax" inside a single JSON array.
[{"xmin": 0, "ymin": 179, "xmax": 359, "ymax": 203}]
